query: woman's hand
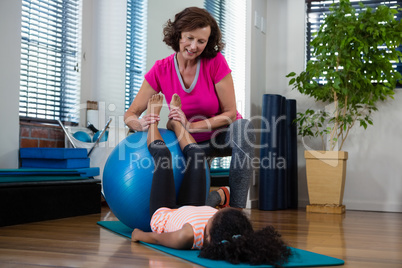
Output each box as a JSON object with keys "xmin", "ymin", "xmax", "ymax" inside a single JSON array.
[
  {"xmin": 139, "ymin": 114, "xmax": 160, "ymax": 130},
  {"xmin": 124, "ymin": 113, "xmax": 160, "ymax": 132},
  {"xmin": 168, "ymin": 107, "xmax": 190, "ymax": 129},
  {"xmin": 124, "ymin": 80, "xmax": 160, "ymax": 132}
]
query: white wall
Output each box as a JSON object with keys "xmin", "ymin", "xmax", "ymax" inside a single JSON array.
[
  {"xmin": 248, "ymin": 0, "xmax": 268, "ymax": 208},
  {"xmin": 344, "ymin": 92, "xmax": 402, "ymax": 212},
  {"xmin": 265, "ymin": 0, "xmax": 402, "ymax": 212},
  {"xmin": 80, "ymin": 0, "xmax": 95, "ymax": 126},
  {"xmin": 0, "ymin": 0, "xmax": 21, "ymax": 168},
  {"xmin": 80, "ymin": 0, "xmax": 127, "ymax": 130}
]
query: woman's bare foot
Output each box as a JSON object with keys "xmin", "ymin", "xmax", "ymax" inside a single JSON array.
[{"xmin": 147, "ymin": 94, "xmax": 164, "ymax": 118}]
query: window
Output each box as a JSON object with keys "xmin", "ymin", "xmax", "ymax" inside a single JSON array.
[
  {"xmin": 125, "ymin": 0, "xmax": 148, "ymax": 111},
  {"xmin": 19, "ymin": 0, "xmax": 82, "ymax": 123},
  {"xmin": 306, "ymin": 0, "xmax": 402, "ymax": 79},
  {"xmin": 205, "ymin": 0, "xmax": 247, "ymax": 170},
  {"xmin": 205, "ymin": 0, "xmax": 246, "ymax": 116}
]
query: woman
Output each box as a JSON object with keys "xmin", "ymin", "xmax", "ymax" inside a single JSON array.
[
  {"xmin": 124, "ymin": 7, "xmax": 255, "ymax": 209},
  {"xmin": 132, "ymin": 94, "xmax": 291, "ymax": 266}
]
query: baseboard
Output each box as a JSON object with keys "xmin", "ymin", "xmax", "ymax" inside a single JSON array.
[
  {"xmin": 298, "ymin": 198, "xmax": 402, "ymax": 213},
  {"xmin": 246, "ymin": 199, "xmax": 259, "ymax": 209}
]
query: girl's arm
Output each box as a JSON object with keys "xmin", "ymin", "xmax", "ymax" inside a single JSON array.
[
  {"xmin": 124, "ymin": 80, "xmax": 159, "ymax": 132},
  {"xmin": 168, "ymin": 73, "xmax": 238, "ymax": 133},
  {"xmin": 131, "ymin": 223, "xmax": 194, "ymax": 250}
]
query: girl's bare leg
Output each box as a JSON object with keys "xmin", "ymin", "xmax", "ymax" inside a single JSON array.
[
  {"xmin": 146, "ymin": 94, "xmax": 164, "ymax": 146},
  {"xmin": 147, "ymin": 94, "xmax": 176, "ymax": 215},
  {"xmin": 166, "ymin": 94, "xmax": 196, "ymax": 150},
  {"xmin": 167, "ymin": 94, "xmax": 207, "ymax": 206}
]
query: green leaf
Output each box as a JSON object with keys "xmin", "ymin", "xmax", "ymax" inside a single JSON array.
[
  {"xmin": 286, "ymin": 72, "xmax": 296, "ymax": 77},
  {"xmin": 289, "ymin": 78, "xmax": 296, "ymax": 85}
]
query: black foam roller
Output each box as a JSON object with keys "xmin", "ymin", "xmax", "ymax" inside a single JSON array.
[
  {"xmin": 259, "ymin": 94, "xmax": 286, "ymax": 210},
  {"xmin": 286, "ymin": 99, "xmax": 298, "ymax": 209}
]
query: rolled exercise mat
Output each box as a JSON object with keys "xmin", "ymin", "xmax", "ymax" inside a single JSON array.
[
  {"xmin": 259, "ymin": 94, "xmax": 287, "ymax": 210},
  {"xmin": 286, "ymin": 99, "xmax": 298, "ymax": 209}
]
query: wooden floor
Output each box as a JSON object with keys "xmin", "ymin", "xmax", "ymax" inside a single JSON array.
[{"xmin": 0, "ymin": 205, "xmax": 401, "ymax": 268}]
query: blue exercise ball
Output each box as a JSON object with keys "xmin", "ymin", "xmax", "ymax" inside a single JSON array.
[
  {"xmin": 73, "ymin": 131, "xmax": 92, "ymax": 143},
  {"xmin": 93, "ymin": 130, "xmax": 109, "ymax": 143},
  {"xmin": 103, "ymin": 129, "xmax": 210, "ymax": 231}
]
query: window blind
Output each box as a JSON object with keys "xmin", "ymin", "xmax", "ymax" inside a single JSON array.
[
  {"xmin": 19, "ymin": 0, "xmax": 82, "ymax": 123},
  {"xmin": 306, "ymin": 0, "xmax": 402, "ymax": 78},
  {"xmin": 205, "ymin": 0, "xmax": 247, "ymax": 170},
  {"xmin": 205, "ymin": 0, "xmax": 226, "ymax": 30},
  {"xmin": 125, "ymin": 0, "xmax": 148, "ymax": 111}
]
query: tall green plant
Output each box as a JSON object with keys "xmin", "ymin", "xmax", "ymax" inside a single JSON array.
[{"xmin": 287, "ymin": 0, "xmax": 402, "ymax": 151}]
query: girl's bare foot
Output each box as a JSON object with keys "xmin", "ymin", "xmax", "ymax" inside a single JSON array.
[
  {"xmin": 166, "ymin": 93, "xmax": 197, "ymax": 150},
  {"xmin": 167, "ymin": 94, "xmax": 182, "ymax": 131},
  {"xmin": 170, "ymin": 93, "xmax": 181, "ymax": 109},
  {"xmin": 146, "ymin": 94, "xmax": 164, "ymax": 145},
  {"xmin": 147, "ymin": 94, "xmax": 164, "ymax": 117}
]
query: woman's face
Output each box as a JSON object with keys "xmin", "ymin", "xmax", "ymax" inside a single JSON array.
[{"xmin": 178, "ymin": 26, "xmax": 211, "ymax": 60}]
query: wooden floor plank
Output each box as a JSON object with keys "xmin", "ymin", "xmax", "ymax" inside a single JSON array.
[{"xmin": 0, "ymin": 206, "xmax": 401, "ymax": 268}]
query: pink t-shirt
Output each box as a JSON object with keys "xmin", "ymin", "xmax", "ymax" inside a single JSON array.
[
  {"xmin": 150, "ymin": 206, "xmax": 218, "ymax": 249},
  {"xmin": 145, "ymin": 52, "xmax": 242, "ymax": 142}
]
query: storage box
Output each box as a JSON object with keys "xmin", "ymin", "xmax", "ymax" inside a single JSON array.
[{"xmin": 0, "ymin": 178, "xmax": 101, "ymax": 227}]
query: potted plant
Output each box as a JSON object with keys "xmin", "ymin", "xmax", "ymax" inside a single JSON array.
[{"xmin": 287, "ymin": 0, "xmax": 402, "ymax": 213}]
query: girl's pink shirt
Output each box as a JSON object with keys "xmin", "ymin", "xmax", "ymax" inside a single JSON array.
[{"xmin": 145, "ymin": 52, "xmax": 242, "ymax": 142}]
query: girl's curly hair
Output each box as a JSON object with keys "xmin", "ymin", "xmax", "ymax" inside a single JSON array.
[
  {"xmin": 199, "ymin": 208, "xmax": 292, "ymax": 267},
  {"xmin": 163, "ymin": 7, "xmax": 224, "ymax": 58}
]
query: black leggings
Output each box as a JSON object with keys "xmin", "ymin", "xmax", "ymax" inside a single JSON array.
[{"xmin": 148, "ymin": 140, "xmax": 207, "ymax": 216}]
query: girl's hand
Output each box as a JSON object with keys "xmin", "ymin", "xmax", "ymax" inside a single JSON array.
[
  {"xmin": 131, "ymin": 228, "xmax": 143, "ymax": 242},
  {"xmin": 130, "ymin": 224, "xmax": 194, "ymax": 249}
]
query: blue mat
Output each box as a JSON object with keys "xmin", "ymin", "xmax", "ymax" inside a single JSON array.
[
  {"xmin": 20, "ymin": 158, "xmax": 90, "ymax": 169},
  {"xmin": 98, "ymin": 221, "xmax": 344, "ymax": 268},
  {"xmin": 20, "ymin": 148, "xmax": 88, "ymax": 159},
  {"xmin": 0, "ymin": 176, "xmax": 95, "ymax": 184},
  {"xmin": 0, "ymin": 168, "xmax": 99, "ymax": 177}
]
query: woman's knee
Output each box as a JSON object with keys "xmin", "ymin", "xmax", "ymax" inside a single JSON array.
[{"xmin": 230, "ymin": 119, "xmax": 256, "ymax": 148}]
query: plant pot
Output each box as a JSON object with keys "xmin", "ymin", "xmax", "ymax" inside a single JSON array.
[{"xmin": 304, "ymin": 151, "xmax": 348, "ymax": 214}]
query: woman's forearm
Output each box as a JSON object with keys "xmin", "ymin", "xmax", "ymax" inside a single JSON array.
[
  {"xmin": 124, "ymin": 80, "xmax": 159, "ymax": 131},
  {"xmin": 188, "ymin": 110, "xmax": 237, "ymax": 133},
  {"xmin": 124, "ymin": 112, "xmax": 144, "ymax": 132}
]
